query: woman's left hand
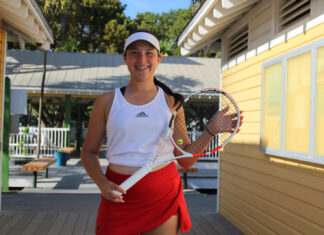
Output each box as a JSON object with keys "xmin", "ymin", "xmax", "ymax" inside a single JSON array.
[{"xmin": 207, "ymin": 106, "xmax": 243, "ymax": 135}]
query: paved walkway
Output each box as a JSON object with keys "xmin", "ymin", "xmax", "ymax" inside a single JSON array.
[{"xmin": 1, "ymin": 157, "xmax": 242, "ymax": 234}]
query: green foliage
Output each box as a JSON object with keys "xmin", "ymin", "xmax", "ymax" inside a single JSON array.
[
  {"xmin": 55, "ymin": 38, "xmax": 80, "ymax": 52},
  {"xmin": 103, "ymin": 18, "xmax": 136, "ymax": 53},
  {"xmin": 22, "ymin": 127, "xmax": 29, "ymax": 134},
  {"xmin": 18, "ymin": 139, "xmax": 27, "ymax": 155},
  {"xmin": 191, "ymin": 0, "xmax": 205, "ymax": 7},
  {"xmin": 36, "ymin": 0, "xmax": 133, "ymax": 53},
  {"xmin": 191, "ymin": 0, "xmax": 205, "ymax": 13},
  {"xmin": 134, "ymin": 9, "xmax": 192, "ymax": 56},
  {"xmin": 32, "ymin": 0, "xmax": 193, "ymax": 55},
  {"xmin": 18, "ymin": 140, "xmax": 25, "ymax": 148},
  {"xmin": 20, "ymin": 100, "xmax": 94, "ymax": 129}
]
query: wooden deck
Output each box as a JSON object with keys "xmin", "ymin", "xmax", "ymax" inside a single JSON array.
[
  {"xmin": 1, "ymin": 158, "xmax": 242, "ymax": 235},
  {"xmin": 0, "ymin": 210, "xmax": 241, "ymax": 235}
]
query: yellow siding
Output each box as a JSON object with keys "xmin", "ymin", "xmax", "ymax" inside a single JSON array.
[
  {"xmin": 0, "ymin": 25, "xmax": 5, "ymax": 144},
  {"xmin": 220, "ymin": 23, "xmax": 324, "ymax": 234}
]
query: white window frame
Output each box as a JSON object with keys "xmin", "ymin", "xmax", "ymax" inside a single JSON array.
[{"xmin": 260, "ymin": 37, "xmax": 324, "ymax": 165}]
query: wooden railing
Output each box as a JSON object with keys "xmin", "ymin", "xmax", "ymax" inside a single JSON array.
[{"xmin": 9, "ymin": 127, "xmax": 69, "ymax": 160}]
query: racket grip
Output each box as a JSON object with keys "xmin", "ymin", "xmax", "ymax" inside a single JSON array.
[{"xmin": 112, "ymin": 165, "xmax": 151, "ymax": 195}]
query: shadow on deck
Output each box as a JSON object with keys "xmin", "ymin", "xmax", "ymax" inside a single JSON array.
[{"xmin": 1, "ymin": 157, "xmax": 242, "ymax": 235}]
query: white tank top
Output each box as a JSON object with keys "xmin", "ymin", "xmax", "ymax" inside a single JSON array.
[{"xmin": 106, "ymin": 86, "xmax": 174, "ymax": 166}]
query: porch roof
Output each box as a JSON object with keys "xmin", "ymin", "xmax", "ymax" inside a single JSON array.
[
  {"xmin": 6, "ymin": 49, "xmax": 221, "ymax": 96},
  {"xmin": 178, "ymin": 0, "xmax": 259, "ymax": 56},
  {"xmin": 0, "ymin": 0, "xmax": 53, "ymax": 50}
]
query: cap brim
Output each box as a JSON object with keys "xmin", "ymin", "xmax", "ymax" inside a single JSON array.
[{"xmin": 124, "ymin": 32, "xmax": 160, "ymax": 52}]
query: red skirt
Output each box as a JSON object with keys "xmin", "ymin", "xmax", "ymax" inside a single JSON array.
[{"xmin": 95, "ymin": 162, "xmax": 191, "ymax": 235}]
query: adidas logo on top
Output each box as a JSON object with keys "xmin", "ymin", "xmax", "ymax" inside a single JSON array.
[{"xmin": 135, "ymin": 112, "xmax": 149, "ymax": 117}]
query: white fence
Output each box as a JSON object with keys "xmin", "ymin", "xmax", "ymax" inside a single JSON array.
[
  {"xmin": 9, "ymin": 128, "xmax": 218, "ymax": 162},
  {"xmin": 9, "ymin": 127, "xmax": 69, "ymax": 160},
  {"xmin": 188, "ymin": 131, "xmax": 219, "ymax": 161}
]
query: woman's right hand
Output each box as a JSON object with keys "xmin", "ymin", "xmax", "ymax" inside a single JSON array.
[{"xmin": 99, "ymin": 179, "xmax": 126, "ymax": 203}]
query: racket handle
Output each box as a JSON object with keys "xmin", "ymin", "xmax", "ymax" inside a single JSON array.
[{"xmin": 112, "ymin": 165, "xmax": 151, "ymax": 195}]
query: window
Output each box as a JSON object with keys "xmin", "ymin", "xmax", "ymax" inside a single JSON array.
[
  {"xmin": 261, "ymin": 38, "xmax": 324, "ymax": 165},
  {"xmin": 285, "ymin": 51, "xmax": 311, "ymax": 153},
  {"xmin": 316, "ymin": 46, "xmax": 324, "ymax": 156},
  {"xmin": 262, "ymin": 62, "xmax": 282, "ymax": 149}
]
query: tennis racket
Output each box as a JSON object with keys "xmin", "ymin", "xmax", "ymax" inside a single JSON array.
[{"xmin": 113, "ymin": 88, "xmax": 241, "ymax": 195}]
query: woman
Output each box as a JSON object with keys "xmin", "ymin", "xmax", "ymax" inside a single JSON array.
[{"xmin": 81, "ymin": 30, "xmax": 238, "ymax": 235}]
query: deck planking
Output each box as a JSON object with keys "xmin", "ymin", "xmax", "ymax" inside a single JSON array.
[
  {"xmin": 1, "ymin": 158, "xmax": 242, "ymax": 234},
  {"xmin": 0, "ymin": 210, "xmax": 242, "ymax": 235}
]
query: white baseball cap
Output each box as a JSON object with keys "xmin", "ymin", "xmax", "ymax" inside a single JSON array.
[{"xmin": 124, "ymin": 32, "xmax": 160, "ymax": 52}]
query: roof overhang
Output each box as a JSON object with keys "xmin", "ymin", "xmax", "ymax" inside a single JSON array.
[
  {"xmin": 0, "ymin": 0, "xmax": 53, "ymax": 50},
  {"xmin": 12, "ymin": 86, "xmax": 107, "ymax": 97},
  {"xmin": 6, "ymin": 50, "xmax": 221, "ymax": 97},
  {"xmin": 178, "ymin": 0, "xmax": 259, "ymax": 56}
]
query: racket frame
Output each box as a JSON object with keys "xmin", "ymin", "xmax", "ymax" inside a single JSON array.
[
  {"xmin": 169, "ymin": 88, "xmax": 240, "ymax": 157},
  {"xmin": 112, "ymin": 88, "xmax": 240, "ymax": 195}
]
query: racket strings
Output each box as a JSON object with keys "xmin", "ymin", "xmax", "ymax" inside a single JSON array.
[
  {"xmin": 172, "ymin": 90, "xmax": 239, "ymax": 156},
  {"xmin": 213, "ymin": 94, "xmax": 238, "ymax": 146}
]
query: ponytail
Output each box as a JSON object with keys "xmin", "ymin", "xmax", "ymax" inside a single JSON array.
[{"xmin": 154, "ymin": 77, "xmax": 184, "ymax": 105}]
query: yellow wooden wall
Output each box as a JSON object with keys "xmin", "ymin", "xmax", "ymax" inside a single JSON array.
[
  {"xmin": 0, "ymin": 25, "xmax": 5, "ymax": 145},
  {"xmin": 220, "ymin": 23, "xmax": 324, "ymax": 234}
]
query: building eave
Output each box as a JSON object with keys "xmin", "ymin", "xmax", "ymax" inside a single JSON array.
[
  {"xmin": 0, "ymin": 0, "xmax": 53, "ymax": 50},
  {"xmin": 178, "ymin": 0, "xmax": 259, "ymax": 56}
]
